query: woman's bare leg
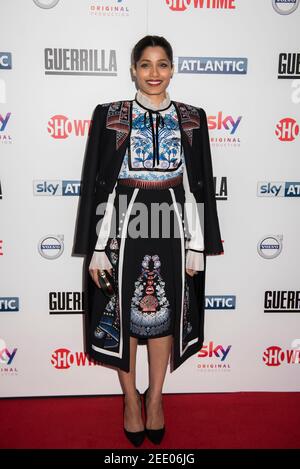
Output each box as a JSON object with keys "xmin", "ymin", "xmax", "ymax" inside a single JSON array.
[
  {"xmin": 146, "ymin": 335, "xmax": 173, "ymax": 429},
  {"xmin": 117, "ymin": 336, "xmax": 144, "ymax": 432}
]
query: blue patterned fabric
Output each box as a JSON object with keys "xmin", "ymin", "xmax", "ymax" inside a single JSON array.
[{"xmin": 118, "ymin": 100, "xmax": 184, "ymax": 181}]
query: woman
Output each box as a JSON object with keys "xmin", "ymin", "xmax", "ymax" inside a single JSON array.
[{"xmin": 73, "ymin": 35, "xmax": 223, "ymax": 446}]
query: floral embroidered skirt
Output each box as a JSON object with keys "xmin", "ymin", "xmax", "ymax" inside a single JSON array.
[{"xmin": 90, "ymin": 179, "xmax": 198, "ymax": 350}]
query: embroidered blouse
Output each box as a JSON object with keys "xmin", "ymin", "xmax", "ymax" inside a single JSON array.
[{"xmin": 89, "ymin": 89, "xmax": 204, "ymax": 273}]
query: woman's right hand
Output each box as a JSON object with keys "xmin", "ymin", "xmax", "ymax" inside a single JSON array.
[{"xmin": 89, "ymin": 251, "xmax": 113, "ymax": 289}]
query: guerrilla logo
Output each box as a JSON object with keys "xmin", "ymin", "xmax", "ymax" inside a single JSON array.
[
  {"xmin": 44, "ymin": 48, "xmax": 117, "ymax": 76},
  {"xmin": 278, "ymin": 53, "xmax": 300, "ymax": 79},
  {"xmin": 49, "ymin": 292, "xmax": 84, "ymax": 314},
  {"xmin": 264, "ymin": 290, "xmax": 300, "ymax": 313}
]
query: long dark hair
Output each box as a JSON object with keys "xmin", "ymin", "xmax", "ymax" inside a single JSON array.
[{"xmin": 131, "ymin": 35, "xmax": 173, "ymax": 67}]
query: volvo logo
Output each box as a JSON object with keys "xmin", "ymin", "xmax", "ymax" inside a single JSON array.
[
  {"xmin": 272, "ymin": 0, "xmax": 299, "ymax": 15},
  {"xmin": 33, "ymin": 0, "xmax": 60, "ymax": 9}
]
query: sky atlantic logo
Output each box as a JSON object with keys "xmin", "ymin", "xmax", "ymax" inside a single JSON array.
[
  {"xmin": 257, "ymin": 181, "xmax": 300, "ymax": 197},
  {"xmin": 165, "ymin": 0, "xmax": 236, "ymax": 11},
  {"xmin": 33, "ymin": 180, "xmax": 81, "ymax": 196},
  {"xmin": 44, "ymin": 48, "xmax": 117, "ymax": 76},
  {"xmin": 177, "ymin": 57, "xmax": 247, "ymax": 74},
  {"xmin": 47, "ymin": 115, "xmax": 91, "ymax": 138}
]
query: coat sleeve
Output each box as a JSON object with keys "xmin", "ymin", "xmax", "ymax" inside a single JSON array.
[
  {"xmin": 73, "ymin": 104, "xmax": 105, "ymax": 256},
  {"xmin": 196, "ymin": 107, "xmax": 224, "ymax": 256}
]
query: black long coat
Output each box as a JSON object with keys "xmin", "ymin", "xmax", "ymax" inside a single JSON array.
[{"xmin": 73, "ymin": 99, "xmax": 223, "ymax": 372}]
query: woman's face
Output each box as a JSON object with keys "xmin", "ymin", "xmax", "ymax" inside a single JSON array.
[{"xmin": 132, "ymin": 46, "xmax": 173, "ymax": 99}]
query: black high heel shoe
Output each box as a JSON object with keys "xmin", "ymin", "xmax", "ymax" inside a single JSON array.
[
  {"xmin": 123, "ymin": 388, "xmax": 145, "ymax": 447},
  {"xmin": 143, "ymin": 387, "xmax": 165, "ymax": 445}
]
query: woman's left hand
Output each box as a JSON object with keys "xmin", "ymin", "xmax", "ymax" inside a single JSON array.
[{"xmin": 186, "ymin": 268, "xmax": 199, "ymax": 277}]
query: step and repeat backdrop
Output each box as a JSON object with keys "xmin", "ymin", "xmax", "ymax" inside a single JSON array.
[{"xmin": 1, "ymin": 0, "xmax": 300, "ymax": 397}]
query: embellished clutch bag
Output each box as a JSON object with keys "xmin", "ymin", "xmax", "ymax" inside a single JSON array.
[{"xmin": 98, "ymin": 270, "xmax": 115, "ymax": 298}]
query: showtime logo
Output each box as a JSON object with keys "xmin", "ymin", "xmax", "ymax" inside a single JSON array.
[
  {"xmin": 275, "ymin": 117, "xmax": 299, "ymax": 142},
  {"xmin": 51, "ymin": 348, "xmax": 101, "ymax": 369},
  {"xmin": 166, "ymin": 0, "xmax": 236, "ymax": 11},
  {"xmin": 263, "ymin": 346, "xmax": 300, "ymax": 367},
  {"xmin": 47, "ymin": 115, "xmax": 91, "ymax": 139}
]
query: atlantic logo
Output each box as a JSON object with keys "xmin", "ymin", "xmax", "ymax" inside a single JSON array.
[
  {"xmin": 33, "ymin": 180, "xmax": 81, "ymax": 196},
  {"xmin": 47, "ymin": 115, "xmax": 91, "ymax": 139},
  {"xmin": 257, "ymin": 181, "xmax": 300, "ymax": 197},
  {"xmin": 0, "ymin": 297, "xmax": 19, "ymax": 312},
  {"xmin": 263, "ymin": 345, "xmax": 300, "ymax": 366},
  {"xmin": 49, "ymin": 292, "xmax": 84, "ymax": 314},
  {"xmin": 205, "ymin": 295, "xmax": 235, "ymax": 309},
  {"xmin": 275, "ymin": 117, "xmax": 299, "ymax": 141},
  {"xmin": 264, "ymin": 290, "xmax": 300, "ymax": 313},
  {"xmin": 0, "ymin": 52, "xmax": 12, "ymax": 69},
  {"xmin": 44, "ymin": 48, "xmax": 117, "ymax": 76},
  {"xmin": 278, "ymin": 53, "xmax": 300, "ymax": 79},
  {"xmin": 166, "ymin": 0, "xmax": 236, "ymax": 11},
  {"xmin": 51, "ymin": 348, "xmax": 101, "ymax": 369},
  {"xmin": 177, "ymin": 56, "xmax": 247, "ymax": 74}
]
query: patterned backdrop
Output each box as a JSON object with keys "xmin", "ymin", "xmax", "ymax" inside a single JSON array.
[{"xmin": 1, "ymin": 0, "xmax": 299, "ymax": 397}]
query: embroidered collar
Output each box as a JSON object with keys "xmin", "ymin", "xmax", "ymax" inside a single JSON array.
[{"xmin": 135, "ymin": 89, "xmax": 172, "ymax": 112}]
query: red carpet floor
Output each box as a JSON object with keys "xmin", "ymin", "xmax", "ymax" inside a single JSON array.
[{"xmin": 0, "ymin": 392, "xmax": 299, "ymax": 449}]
